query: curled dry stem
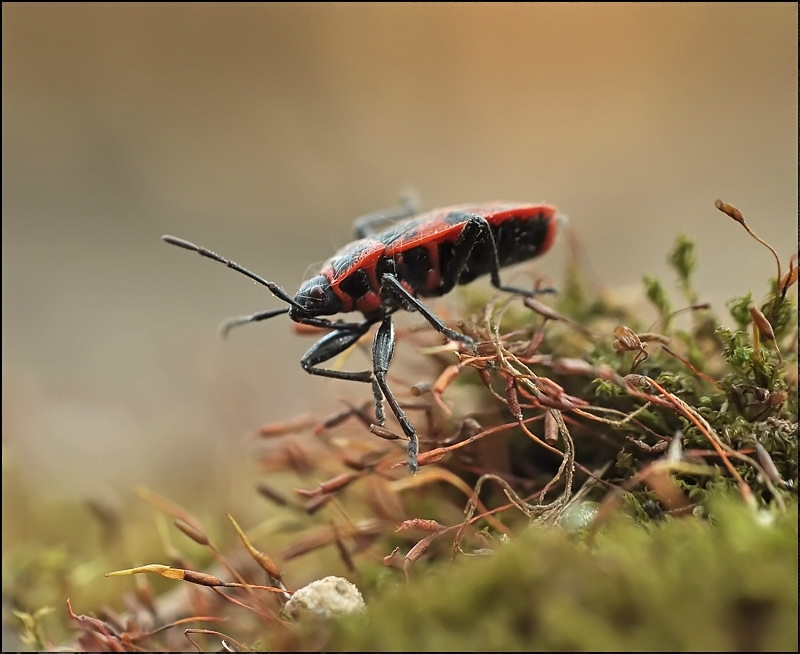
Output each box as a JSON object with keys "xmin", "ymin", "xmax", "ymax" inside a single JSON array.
[{"xmin": 453, "ymin": 298, "xmax": 577, "ymax": 543}]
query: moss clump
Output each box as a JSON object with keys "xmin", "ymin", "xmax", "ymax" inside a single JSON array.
[{"xmin": 310, "ymin": 493, "xmax": 798, "ymax": 652}]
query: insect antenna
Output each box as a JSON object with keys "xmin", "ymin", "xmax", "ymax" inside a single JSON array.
[
  {"xmin": 162, "ymin": 235, "xmax": 304, "ymax": 313},
  {"xmin": 218, "ymin": 308, "xmax": 290, "ymax": 338}
]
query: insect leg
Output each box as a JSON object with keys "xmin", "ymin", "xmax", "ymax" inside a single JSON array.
[
  {"xmin": 372, "ymin": 316, "xmax": 420, "ymax": 472},
  {"xmin": 299, "ymin": 320, "xmax": 387, "ymax": 424},
  {"xmin": 351, "ymin": 192, "xmax": 420, "ymax": 238},
  {"xmin": 379, "ymin": 274, "xmax": 473, "ymax": 344},
  {"xmin": 447, "ymin": 215, "xmax": 556, "ymax": 297},
  {"xmin": 300, "ymin": 323, "xmax": 375, "ymax": 383}
]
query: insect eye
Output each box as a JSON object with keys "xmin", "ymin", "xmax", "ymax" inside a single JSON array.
[{"xmin": 309, "ymin": 284, "xmax": 326, "ymax": 301}]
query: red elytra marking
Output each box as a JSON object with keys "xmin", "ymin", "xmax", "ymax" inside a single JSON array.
[
  {"xmin": 382, "ymin": 203, "xmax": 557, "ymax": 252},
  {"xmin": 400, "ymin": 279, "xmax": 415, "ymax": 296},
  {"xmin": 324, "ymin": 239, "xmax": 385, "ymax": 285},
  {"xmin": 321, "ymin": 202, "xmax": 558, "ymax": 311},
  {"xmin": 321, "ymin": 239, "xmax": 385, "ymax": 312},
  {"xmin": 536, "ymin": 211, "xmax": 560, "ymax": 256},
  {"xmin": 425, "ymin": 268, "xmax": 442, "ymax": 292},
  {"xmin": 356, "ymin": 291, "xmax": 382, "ymax": 315}
]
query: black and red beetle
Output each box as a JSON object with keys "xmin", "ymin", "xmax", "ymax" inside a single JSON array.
[{"xmin": 163, "ymin": 198, "xmax": 562, "ymax": 472}]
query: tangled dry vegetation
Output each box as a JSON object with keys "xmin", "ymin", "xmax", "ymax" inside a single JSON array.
[{"xmin": 10, "ymin": 200, "xmax": 798, "ymax": 651}]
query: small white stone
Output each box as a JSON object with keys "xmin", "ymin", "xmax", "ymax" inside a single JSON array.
[
  {"xmin": 284, "ymin": 576, "xmax": 366, "ymax": 620},
  {"xmin": 753, "ymin": 509, "xmax": 776, "ymax": 528}
]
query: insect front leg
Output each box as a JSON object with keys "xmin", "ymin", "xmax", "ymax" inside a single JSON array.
[
  {"xmin": 371, "ymin": 316, "xmax": 421, "ymax": 473},
  {"xmin": 300, "ymin": 323, "xmax": 374, "ymax": 383},
  {"xmin": 299, "ymin": 322, "xmax": 386, "ymax": 425}
]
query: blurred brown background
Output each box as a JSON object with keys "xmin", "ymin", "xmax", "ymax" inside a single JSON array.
[{"xmin": 2, "ymin": 3, "xmax": 797, "ymax": 505}]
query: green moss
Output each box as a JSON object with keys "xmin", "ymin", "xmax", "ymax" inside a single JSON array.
[
  {"xmin": 311, "ymin": 493, "xmax": 797, "ymax": 652},
  {"xmin": 668, "ymin": 234, "xmax": 698, "ymax": 304}
]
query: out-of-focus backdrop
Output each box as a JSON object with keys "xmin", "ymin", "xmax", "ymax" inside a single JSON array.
[{"xmin": 2, "ymin": 3, "xmax": 797, "ymax": 506}]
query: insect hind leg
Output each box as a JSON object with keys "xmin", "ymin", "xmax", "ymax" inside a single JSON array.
[
  {"xmin": 445, "ymin": 215, "xmax": 557, "ymax": 298},
  {"xmin": 351, "ymin": 191, "xmax": 420, "ymax": 239}
]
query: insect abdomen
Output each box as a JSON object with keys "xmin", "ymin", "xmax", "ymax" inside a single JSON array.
[{"xmin": 452, "ymin": 213, "xmax": 555, "ymax": 286}]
